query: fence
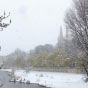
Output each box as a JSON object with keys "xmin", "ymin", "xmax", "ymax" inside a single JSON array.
[{"xmin": 31, "ymin": 67, "xmax": 85, "ymax": 74}]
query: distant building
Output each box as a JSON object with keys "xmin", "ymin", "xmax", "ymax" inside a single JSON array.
[
  {"xmin": 56, "ymin": 26, "xmax": 80, "ymax": 55},
  {"xmin": 57, "ymin": 27, "xmax": 65, "ymax": 51}
]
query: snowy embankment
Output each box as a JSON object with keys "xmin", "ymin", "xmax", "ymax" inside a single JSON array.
[
  {"xmin": 13, "ymin": 70, "xmax": 88, "ymax": 88},
  {"xmin": 1, "ymin": 69, "xmax": 12, "ymax": 72}
]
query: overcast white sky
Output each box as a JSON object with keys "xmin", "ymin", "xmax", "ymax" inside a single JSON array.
[{"xmin": 0, "ymin": 0, "xmax": 72, "ymax": 55}]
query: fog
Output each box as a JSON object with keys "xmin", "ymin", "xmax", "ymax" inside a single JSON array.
[{"xmin": 0, "ymin": 0, "xmax": 71, "ymax": 55}]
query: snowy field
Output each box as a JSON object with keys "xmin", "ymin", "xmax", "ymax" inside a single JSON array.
[{"xmin": 12, "ymin": 70, "xmax": 88, "ymax": 88}]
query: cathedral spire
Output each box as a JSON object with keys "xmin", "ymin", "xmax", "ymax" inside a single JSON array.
[
  {"xmin": 66, "ymin": 28, "xmax": 68, "ymax": 38},
  {"xmin": 59, "ymin": 26, "xmax": 63, "ymax": 39},
  {"xmin": 57, "ymin": 26, "xmax": 64, "ymax": 49}
]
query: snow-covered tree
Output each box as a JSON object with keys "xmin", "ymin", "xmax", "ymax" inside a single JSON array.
[{"xmin": 65, "ymin": 0, "xmax": 88, "ymax": 76}]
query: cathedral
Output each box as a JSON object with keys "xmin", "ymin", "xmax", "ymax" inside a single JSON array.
[
  {"xmin": 57, "ymin": 27, "xmax": 79, "ymax": 55},
  {"xmin": 57, "ymin": 27, "xmax": 69, "ymax": 51}
]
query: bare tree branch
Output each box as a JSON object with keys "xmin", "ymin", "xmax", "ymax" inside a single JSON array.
[
  {"xmin": 65, "ymin": 0, "xmax": 88, "ymax": 76},
  {"xmin": 0, "ymin": 12, "xmax": 11, "ymax": 31}
]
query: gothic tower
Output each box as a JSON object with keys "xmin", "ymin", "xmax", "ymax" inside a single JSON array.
[
  {"xmin": 59, "ymin": 27, "xmax": 63, "ymax": 40},
  {"xmin": 57, "ymin": 27, "xmax": 64, "ymax": 50},
  {"xmin": 66, "ymin": 28, "xmax": 68, "ymax": 39}
]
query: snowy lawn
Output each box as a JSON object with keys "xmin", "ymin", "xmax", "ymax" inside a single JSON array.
[{"xmin": 14, "ymin": 70, "xmax": 88, "ymax": 88}]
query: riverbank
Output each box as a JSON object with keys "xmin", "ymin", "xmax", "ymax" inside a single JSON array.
[
  {"xmin": 0, "ymin": 70, "xmax": 49, "ymax": 88},
  {"xmin": 0, "ymin": 69, "xmax": 88, "ymax": 88}
]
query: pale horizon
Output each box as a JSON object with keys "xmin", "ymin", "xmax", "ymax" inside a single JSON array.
[{"xmin": 0, "ymin": 0, "xmax": 72, "ymax": 55}]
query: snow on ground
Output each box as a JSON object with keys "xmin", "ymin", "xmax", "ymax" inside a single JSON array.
[
  {"xmin": 1, "ymin": 69, "xmax": 12, "ymax": 72},
  {"xmin": 14, "ymin": 70, "xmax": 88, "ymax": 88}
]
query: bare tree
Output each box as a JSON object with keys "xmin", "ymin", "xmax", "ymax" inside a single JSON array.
[
  {"xmin": 0, "ymin": 11, "xmax": 11, "ymax": 31},
  {"xmin": 64, "ymin": 0, "xmax": 88, "ymax": 77},
  {"xmin": 0, "ymin": 11, "xmax": 11, "ymax": 51},
  {"xmin": 0, "ymin": 12, "xmax": 11, "ymax": 87}
]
